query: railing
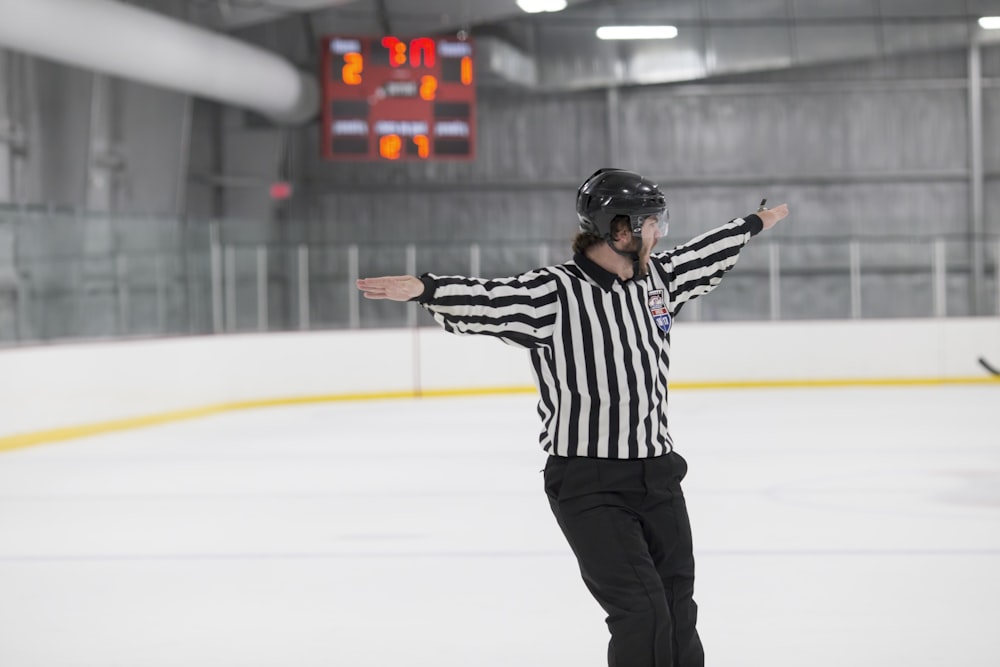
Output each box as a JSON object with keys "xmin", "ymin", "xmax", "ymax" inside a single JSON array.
[{"xmin": 0, "ymin": 215, "xmax": 998, "ymax": 346}]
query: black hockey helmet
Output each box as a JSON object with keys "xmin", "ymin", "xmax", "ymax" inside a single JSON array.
[{"xmin": 576, "ymin": 168, "xmax": 668, "ymax": 238}]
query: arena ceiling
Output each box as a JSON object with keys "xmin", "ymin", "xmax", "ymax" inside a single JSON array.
[{"xmin": 191, "ymin": 0, "xmax": 1000, "ymax": 88}]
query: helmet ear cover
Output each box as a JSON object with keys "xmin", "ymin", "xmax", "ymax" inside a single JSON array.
[{"xmin": 576, "ymin": 168, "xmax": 668, "ymax": 239}]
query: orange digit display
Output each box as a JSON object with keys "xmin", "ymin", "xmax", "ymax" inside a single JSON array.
[
  {"xmin": 379, "ymin": 134, "xmax": 402, "ymax": 160},
  {"xmin": 381, "ymin": 37, "xmax": 407, "ymax": 67},
  {"xmin": 342, "ymin": 52, "xmax": 363, "ymax": 85},
  {"xmin": 461, "ymin": 56, "xmax": 473, "ymax": 85},
  {"xmin": 419, "ymin": 75, "xmax": 437, "ymax": 101},
  {"xmin": 413, "ymin": 135, "xmax": 429, "ymax": 158},
  {"xmin": 410, "ymin": 38, "xmax": 436, "ymax": 68}
]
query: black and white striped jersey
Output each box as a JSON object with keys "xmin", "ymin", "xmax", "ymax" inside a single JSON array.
[{"xmin": 415, "ymin": 214, "xmax": 764, "ymax": 459}]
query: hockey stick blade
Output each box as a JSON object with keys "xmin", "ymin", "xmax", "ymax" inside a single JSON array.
[{"xmin": 978, "ymin": 357, "xmax": 1000, "ymax": 376}]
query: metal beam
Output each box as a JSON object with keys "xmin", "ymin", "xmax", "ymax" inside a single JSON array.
[
  {"xmin": 0, "ymin": 52, "xmax": 8, "ymax": 202},
  {"xmin": 374, "ymin": 0, "xmax": 393, "ymax": 36},
  {"xmin": 968, "ymin": 39, "xmax": 985, "ymax": 315},
  {"xmin": 478, "ymin": 72, "xmax": 1000, "ymax": 96},
  {"xmin": 605, "ymin": 85, "xmax": 620, "ymax": 166},
  {"xmin": 298, "ymin": 168, "xmax": 982, "ymax": 193},
  {"xmin": 0, "ymin": 49, "xmax": 21, "ymax": 203},
  {"xmin": 85, "ymin": 74, "xmax": 119, "ymax": 213}
]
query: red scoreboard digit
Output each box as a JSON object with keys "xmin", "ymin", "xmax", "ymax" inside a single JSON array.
[{"xmin": 321, "ymin": 35, "xmax": 476, "ymax": 162}]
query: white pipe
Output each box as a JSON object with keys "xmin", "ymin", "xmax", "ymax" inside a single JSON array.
[{"xmin": 0, "ymin": 0, "xmax": 318, "ymax": 124}]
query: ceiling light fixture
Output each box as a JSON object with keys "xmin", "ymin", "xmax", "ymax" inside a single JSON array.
[
  {"xmin": 979, "ymin": 16, "xmax": 1000, "ymax": 29},
  {"xmin": 516, "ymin": 0, "xmax": 567, "ymax": 13},
  {"xmin": 596, "ymin": 25, "xmax": 679, "ymax": 40}
]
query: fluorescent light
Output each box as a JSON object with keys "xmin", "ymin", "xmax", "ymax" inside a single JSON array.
[
  {"xmin": 979, "ymin": 16, "xmax": 1000, "ymax": 29},
  {"xmin": 516, "ymin": 0, "xmax": 567, "ymax": 13},
  {"xmin": 596, "ymin": 25, "xmax": 679, "ymax": 40}
]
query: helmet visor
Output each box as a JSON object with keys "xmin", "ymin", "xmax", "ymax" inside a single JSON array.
[{"xmin": 631, "ymin": 208, "xmax": 669, "ymax": 237}]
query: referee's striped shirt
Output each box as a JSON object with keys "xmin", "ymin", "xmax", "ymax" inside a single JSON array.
[{"xmin": 415, "ymin": 214, "xmax": 764, "ymax": 459}]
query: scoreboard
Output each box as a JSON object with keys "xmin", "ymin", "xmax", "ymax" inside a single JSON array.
[{"xmin": 321, "ymin": 35, "xmax": 476, "ymax": 161}]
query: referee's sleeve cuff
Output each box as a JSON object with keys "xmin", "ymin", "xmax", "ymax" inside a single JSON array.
[
  {"xmin": 411, "ymin": 274, "xmax": 437, "ymax": 303},
  {"xmin": 742, "ymin": 214, "xmax": 764, "ymax": 236}
]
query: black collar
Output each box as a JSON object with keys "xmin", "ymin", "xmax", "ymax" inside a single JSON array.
[{"xmin": 573, "ymin": 252, "xmax": 620, "ymax": 292}]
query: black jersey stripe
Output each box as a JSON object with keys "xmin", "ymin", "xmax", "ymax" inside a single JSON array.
[
  {"xmin": 531, "ymin": 348, "xmax": 556, "ymax": 451},
  {"xmin": 569, "ymin": 277, "xmax": 601, "ymax": 457},
  {"xmin": 672, "ymin": 249, "xmax": 742, "ymax": 279},
  {"xmin": 609, "ymin": 288, "xmax": 640, "ymax": 459},
  {"xmin": 433, "ymin": 291, "xmax": 559, "ymax": 309},
  {"xmin": 436, "ymin": 273, "xmax": 555, "ymax": 291},
  {"xmin": 592, "ymin": 289, "xmax": 619, "ymax": 458},
  {"xmin": 555, "ymin": 273, "xmax": 583, "ymax": 456},
  {"xmin": 623, "ymin": 283, "xmax": 658, "ymax": 458},
  {"xmin": 430, "ymin": 311, "xmax": 556, "ymax": 331}
]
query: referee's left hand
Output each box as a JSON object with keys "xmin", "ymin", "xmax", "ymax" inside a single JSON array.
[
  {"xmin": 356, "ymin": 275, "xmax": 425, "ymax": 301},
  {"xmin": 757, "ymin": 203, "xmax": 789, "ymax": 231}
]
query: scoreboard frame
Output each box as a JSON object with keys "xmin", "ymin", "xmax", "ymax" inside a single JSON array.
[{"xmin": 320, "ymin": 34, "xmax": 476, "ymax": 162}]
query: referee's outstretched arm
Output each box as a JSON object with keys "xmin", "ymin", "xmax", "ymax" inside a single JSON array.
[
  {"xmin": 356, "ymin": 203, "xmax": 788, "ymax": 303},
  {"xmin": 358, "ymin": 267, "xmax": 560, "ymax": 349}
]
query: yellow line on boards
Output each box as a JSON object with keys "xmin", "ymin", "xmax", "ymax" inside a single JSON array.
[
  {"xmin": 0, "ymin": 377, "xmax": 995, "ymax": 454},
  {"xmin": 0, "ymin": 386, "xmax": 537, "ymax": 454},
  {"xmin": 0, "ymin": 405, "xmax": 227, "ymax": 453}
]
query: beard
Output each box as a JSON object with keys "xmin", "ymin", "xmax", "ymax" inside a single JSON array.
[
  {"xmin": 636, "ymin": 240, "xmax": 654, "ymax": 277},
  {"xmin": 623, "ymin": 235, "xmax": 657, "ymax": 278}
]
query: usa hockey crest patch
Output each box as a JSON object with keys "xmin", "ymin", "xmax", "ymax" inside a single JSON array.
[{"xmin": 646, "ymin": 289, "xmax": 672, "ymax": 333}]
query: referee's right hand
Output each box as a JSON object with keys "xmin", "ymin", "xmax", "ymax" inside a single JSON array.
[{"xmin": 356, "ymin": 275, "xmax": 425, "ymax": 301}]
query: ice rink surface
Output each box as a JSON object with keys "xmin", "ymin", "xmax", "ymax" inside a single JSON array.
[{"xmin": 1, "ymin": 384, "xmax": 998, "ymax": 667}]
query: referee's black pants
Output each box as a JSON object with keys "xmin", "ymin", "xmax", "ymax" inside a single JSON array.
[{"xmin": 544, "ymin": 452, "xmax": 704, "ymax": 667}]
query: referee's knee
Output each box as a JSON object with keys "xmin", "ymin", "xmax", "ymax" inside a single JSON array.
[{"xmin": 605, "ymin": 595, "xmax": 670, "ymax": 632}]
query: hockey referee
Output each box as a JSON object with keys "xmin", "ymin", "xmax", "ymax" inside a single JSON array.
[{"xmin": 357, "ymin": 168, "xmax": 790, "ymax": 667}]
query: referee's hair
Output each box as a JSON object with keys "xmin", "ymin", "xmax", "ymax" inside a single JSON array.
[{"xmin": 572, "ymin": 215, "xmax": 630, "ymax": 253}]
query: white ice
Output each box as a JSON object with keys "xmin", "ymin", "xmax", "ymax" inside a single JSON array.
[{"xmin": 1, "ymin": 385, "xmax": 998, "ymax": 667}]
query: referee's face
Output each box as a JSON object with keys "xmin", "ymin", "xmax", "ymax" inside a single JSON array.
[
  {"xmin": 618, "ymin": 216, "xmax": 663, "ymax": 252},
  {"xmin": 638, "ymin": 215, "xmax": 664, "ymax": 246},
  {"xmin": 622, "ymin": 215, "xmax": 664, "ymax": 278}
]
